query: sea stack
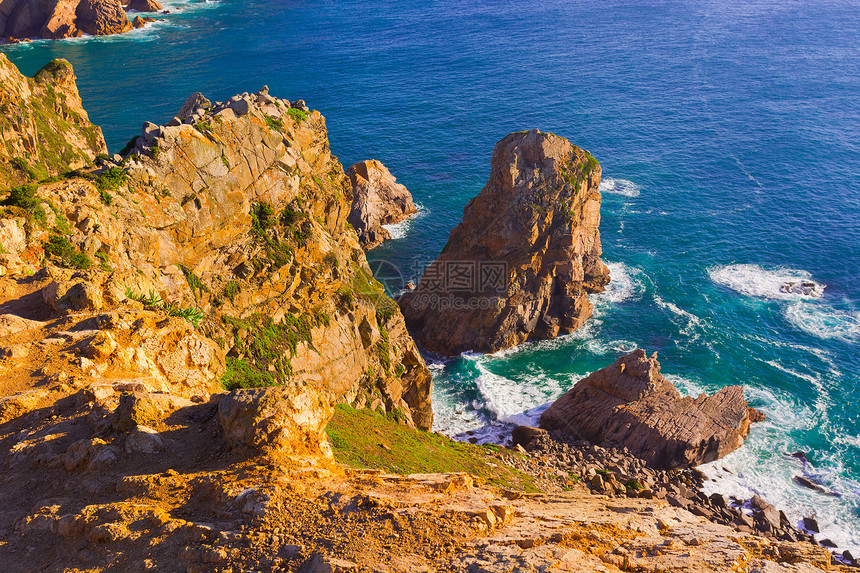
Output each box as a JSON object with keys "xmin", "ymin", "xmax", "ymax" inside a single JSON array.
[
  {"xmin": 539, "ymin": 349, "xmax": 766, "ymax": 468},
  {"xmin": 399, "ymin": 129, "xmax": 609, "ymax": 355}
]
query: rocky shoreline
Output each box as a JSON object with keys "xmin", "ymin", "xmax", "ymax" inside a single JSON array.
[
  {"xmin": 497, "ymin": 426, "xmax": 858, "ymax": 568},
  {"xmin": 0, "ymin": 52, "xmax": 856, "ymax": 571}
]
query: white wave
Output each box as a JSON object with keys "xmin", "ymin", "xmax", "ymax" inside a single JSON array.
[
  {"xmin": 599, "ymin": 178, "xmax": 641, "ymax": 198},
  {"xmin": 380, "ymin": 204, "xmax": 427, "ymax": 240},
  {"xmin": 653, "ymin": 293, "xmax": 704, "ymax": 341},
  {"xmin": 599, "ymin": 262, "xmax": 645, "ymax": 304},
  {"xmin": 709, "ymin": 264, "xmax": 825, "ymax": 300},
  {"xmin": 783, "ymin": 302, "xmax": 860, "ymax": 343}
]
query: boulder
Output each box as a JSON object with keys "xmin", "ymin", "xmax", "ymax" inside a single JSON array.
[
  {"xmin": 75, "ymin": 0, "xmax": 132, "ymax": 36},
  {"xmin": 346, "ymin": 160, "xmax": 417, "ymax": 250},
  {"xmin": 539, "ymin": 349, "xmax": 764, "ymax": 468},
  {"xmin": 176, "ymin": 91, "xmax": 211, "ymax": 121},
  {"xmin": 218, "ymin": 386, "xmax": 334, "ymax": 457},
  {"xmin": 126, "ymin": 0, "xmax": 161, "ymax": 11},
  {"xmin": 399, "ymin": 129, "xmax": 609, "ymax": 355}
]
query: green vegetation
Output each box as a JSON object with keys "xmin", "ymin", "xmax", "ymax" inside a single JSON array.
[
  {"xmin": 286, "ymin": 108, "xmax": 308, "ymax": 124},
  {"xmin": 250, "ymin": 201, "xmax": 277, "ymax": 237},
  {"xmin": 374, "ymin": 295, "xmax": 399, "ymax": 324},
  {"xmin": 179, "ymin": 264, "xmax": 211, "ymax": 300},
  {"xmin": 125, "ymin": 288, "xmax": 205, "ymax": 327},
  {"xmin": 95, "ymin": 167, "xmax": 128, "ymax": 194},
  {"xmin": 10, "ymin": 157, "xmax": 48, "ymax": 181},
  {"xmin": 1, "ymin": 182, "xmax": 46, "ymax": 226},
  {"xmin": 220, "ymin": 312, "xmax": 327, "ymax": 390},
  {"xmin": 195, "ymin": 120, "xmax": 213, "ymax": 135},
  {"xmin": 376, "ymin": 327, "xmax": 391, "ymax": 375},
  {"xmin": 224, "ymin": 280, "xmax": 241, "ymax": 303},
  {"xmin": 264, "ymin": 114, "xmax": 283, "ymax": 131},
  {"xmin": 326, "ymin": 405, "xmax": 540, "ymax": 492},
  {"xmin": 119, "ymin": 136, "xmax": 139, "ymax": 156},
  {"xmin": 43, "ymin": 234, "xmax": 91, "ymax": 269}
]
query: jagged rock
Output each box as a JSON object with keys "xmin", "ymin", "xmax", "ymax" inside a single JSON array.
[
  {"xmin": 126, "ymin": 0, "xmax": 161, "ymax": 12},
  {"xmin": 176, "ymin": 92, "xmax": 211, "ymax": 121},
  {"xmin": 74, "ymin": 0, "xmax": 132, "ymax": 36},
  {"xmin": 346, "ymin": 160, "xmax": 417, "ymax": 250},
  {"xmin": 0, "ymin": 56, "xmax": 106, "ymax": 188},
  {"xmin": 218, "ymin": 386, "xmax": 334, "ymax": 456},
  {"xmin": 539, "ymin": 349, "xmax": 764, "ymax": 468},
  {"xmin": 399, "ymin": 129, "xmax": 609, "ymax": 355}
]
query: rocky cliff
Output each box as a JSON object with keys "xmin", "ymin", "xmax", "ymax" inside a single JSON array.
[
  {"xmin": 0, "ymin": 55, "xmax": 106, "ymax": 188},
  {"xmin": 399, "ymin": 129, "xmax": 610, "ymax": 355},
  {"xmin": 346, "ymin": 159, "xmax": 417, "ymax": 250},
  {"xmin": 0, "ymin": 58, "xmax": 432, "ymax": 431},
  {"xmin": 539, "ymin": 349, "xmax": 765, "ymax": 468}
]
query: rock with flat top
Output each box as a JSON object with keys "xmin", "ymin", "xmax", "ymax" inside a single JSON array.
[
  {"xmin": 127, "ymin": 0, "xmax": 161, "ymax": 12},
  {"xmin": 539, "ymin": 349, "xmax": 764, "ymax": 468},
  {"xmin": 346, "ymin": 160, "xmax": 417, "ymax": 250}
]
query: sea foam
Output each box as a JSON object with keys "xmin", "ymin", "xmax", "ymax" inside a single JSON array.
[
  {"xmin": 599, "ymin": 178, "xmax": 641, "ymax": 198},
  {"xmin": 709, "ymin": 264, "xmax": 825, "ymax": 300}
]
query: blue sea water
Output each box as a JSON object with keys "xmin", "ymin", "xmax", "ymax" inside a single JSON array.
[{"xmin": 3, "ymin": 0, "xmax": 859, "ymax": 553}]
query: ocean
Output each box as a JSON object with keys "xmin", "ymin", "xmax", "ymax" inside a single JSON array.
[{"xmin": 3, "ymin": 0, "xmax": 859, "ymax": 553}]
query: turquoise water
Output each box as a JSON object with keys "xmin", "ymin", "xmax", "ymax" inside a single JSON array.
[{"xmin": 3, "ymin": 0, "xmax": 859, "ymax": 552}]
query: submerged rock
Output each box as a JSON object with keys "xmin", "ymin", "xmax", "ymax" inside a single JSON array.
[
  {"xmin": 539, "ymin": 349, "xmax": 764, "ymax": 468},
  {"xmin": 346, "ymin": 159, "xmax": 417, "ymax": 250},
  {"xmin": 399, "ymin": 129, "xmax": 609, "ymax": 355}
]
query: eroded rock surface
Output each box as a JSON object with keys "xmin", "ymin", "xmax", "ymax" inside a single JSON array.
[
  {"xmin": 346, "ymin": 159, "xmax": 417, "ymax": 250},
  {"xmin": 0, "ymin": 0, "xmax": 133, "ymax": 40},
  {"xmin": 0, "ymin": 56, "xmax": 106, "ymax": 188},
  {"xmin": 399, "ymin": 129, "xmax": 609, "ymax": 355},
  {"xmin": 539, "ymin": 349, "xmax": 764, "ymax": 468}
]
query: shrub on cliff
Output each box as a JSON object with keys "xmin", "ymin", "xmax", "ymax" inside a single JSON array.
[{"xmin": 43, "ymin": 234, "xmax": 91, "ymax": 269}]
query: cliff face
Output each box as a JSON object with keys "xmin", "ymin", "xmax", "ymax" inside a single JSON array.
[
  {"xmin": 400, "ymin": 129, "xmax": 609, "ymax": 355},
  {"xmin": 0, "ymin": 61, "xmax": 432, "ymax": 431},
  {"xmin": 0, "ymin": 55, "xmax": 107, "ymax": 188}
]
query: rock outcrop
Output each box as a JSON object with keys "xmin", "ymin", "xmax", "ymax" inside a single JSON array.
[
  {"xmin": 539, "ymin": 349, "xmax": 764, "ymax": 468},
  {"xmin": 125, "ymin": 0, "xmax": 161, "ymax": 12},
  {"xmin": 0, "ymin": 56, "xmax": 432, "ymax": 433},
  {"xmin": 0, "ymin": 0, "xmax": 133, "ymax": 40},
  {"xmin": 0, "ymin": 56, "xmax": 107, "ymax": 189},
  {"xmin": 399, "ymin": 129, "xmax": 609, "ymax": 355},
  {"xmin": 346, "ymin": 159, "xmax": 417, "ymax": 250}
]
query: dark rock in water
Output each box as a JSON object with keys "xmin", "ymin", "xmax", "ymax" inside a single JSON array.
[
  {"xmin": 793, "ymin": 475, "xmax": 839, "ymax": 497},
  {"xmin": 751, "ymin": 495, "xmax": 770, "ymax": 511},
  {"xmin": 400, "ymin": 129, "xmax": 609, "ymax": 355},
  {"xmin": 791, "ymin": 450, "xmax": 811, "ymax": 463},
  {"xmin": 803, "ymin": 516, "xmax": 820, "ymax": 533},
  {"xmin": 539, "ymin": 349, "xmax": 763, "ymax": 468},
  {"xmin": 820, "ymin": 538, "xmax": 837, "ymax": 548},
  {"xmin": 843, "ymin": 550, "xmax": 856, "ymax": 565}
]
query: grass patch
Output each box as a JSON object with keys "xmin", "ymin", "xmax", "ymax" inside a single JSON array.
[
  {"xmin": 43, "ymin": 234, "xmax": 91, "ymax": 269},
  {"xmin": 95, "ymin": 168, "xmax": 128, "ymax": 193},
  {"xmin": 179, "ymin": 264, "xmax": 211, "ymax": 300},
  {"xmin": 220, "ymin": 312, "xmax": 326, "ymax": 389},
  {"xmin": 224, "ymin": 280, "xmax": 241, "ymax": 303},
  {"xmin": 286, "ymin": 108, "xmax": 308, "ymax": 124},
  {"xmin": 264, "ymin": 114, "xmax": 283, "ymax": 131},
  {"xmin": 125, "ymin": 288, "xmax": 205, "ymax": 327},
  {"xmin": 326, "ymin": 404, "xmax": 540, "ymax": 492}
]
